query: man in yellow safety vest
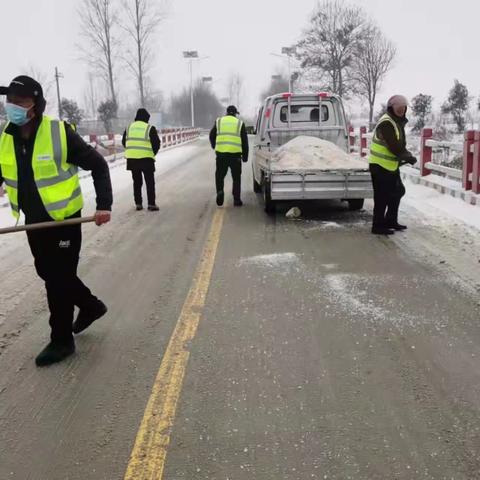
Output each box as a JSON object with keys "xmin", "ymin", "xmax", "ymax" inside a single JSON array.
[
  {"xmin": 369, "ymin": 95, "xmax": 417, "ymax": 235},
  {"xmin": 209, "ymin": 105, "xmax": 249, "ymax": 207},
  {"xmin": 122, "ymin": 108, "xmax": 161, "ymax": 211},
  {"xmin": 0, "ymin": 76, "xmax": 113, "ymax": 366}
]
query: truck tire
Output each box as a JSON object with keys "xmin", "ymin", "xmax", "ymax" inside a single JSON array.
[
  {"xmin": 263, "ymin": 180, "xmax": 276, "ymax": 214},
  {"xmin": 348, "ymin": 199, "xmax": 364, "ymax": 211}
]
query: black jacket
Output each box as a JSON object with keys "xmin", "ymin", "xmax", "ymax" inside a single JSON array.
[
  {"xmin": 376, "ymin": 107, "xmax": 413, "ymax": 160},
  {"xmin": 122, "ymin": 123, "xmax": 161, "ymax": 171},
  {"xmin": 0, "ymin": 119, "xmax": 113, "ymax": 224},
  {"xmin": 209, "ymin": 115, "xmax": 249, "ymax": 162}
]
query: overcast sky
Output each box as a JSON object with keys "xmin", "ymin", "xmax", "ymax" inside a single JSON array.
[{"xmin": 2, "ymin": 0, "xmax": 479, "ymax": 121}]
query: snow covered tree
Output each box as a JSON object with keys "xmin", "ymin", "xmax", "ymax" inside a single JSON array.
[
  {"xmin": 98, "ymin": 99, "xmax": 118, "ymax": 132},
  {"xmin": 373, "ymin": 103, "xmax": 387, "ymax": 124},
  {"xmin": 296, "ymin": 0, "xmax": 368, "ymax": 98},
  {"xmin": 442, "ymin": 80, "xmax": 470, "ymax": 133},
  {"xmin": 411, "ymin": 94, "xmax": 433, "ymax": 133},
  {"xmin": 353, "ymin": 25, "xmax": 396, "ymax": 129},
  {"xmin": 61, "ymin": 98, "xmax": 85, "ymax": 126}
]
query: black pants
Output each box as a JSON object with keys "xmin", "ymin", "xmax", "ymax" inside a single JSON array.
[
  {"xmin": 27, "ymin": 224, "xmax": 98, "ymax": 343},
  {"xmin": 215, "ymin": 156, "xmax": 242, "ymax": 201},
  {"xmin": 132, "ymin": 169, "xmax": 156, "ymax": 206},
  {"xmin": 369, "ymin": 164, "xmax": 406, "ymax": 228}
]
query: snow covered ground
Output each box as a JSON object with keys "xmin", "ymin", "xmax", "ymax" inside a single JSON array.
[{"xmin": 402, "ymin": 178, "xmax": 480, "ymax": 231}]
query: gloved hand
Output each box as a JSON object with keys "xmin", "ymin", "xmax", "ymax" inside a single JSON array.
[
  {"xmin": 242, "ymin": 157, "xmax": 248, "ymax": 163},
  {"xmin": 407, "ymin": 156, "xmax": 417, "ymax": 165}
]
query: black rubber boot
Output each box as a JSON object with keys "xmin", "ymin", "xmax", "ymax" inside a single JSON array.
[
  {"xmin": 35, "ymin": 340, "xmax": 75, "ymax": 367},
  {"xmin": 234, "ymin": 199, "xmax": 243, "ymax": 207},
  {"xmin": 73, "ymin": 300, "xmax": 108, "ymax": 334},
  {"xmin": 148, "ymin": 205, "xmax": 160, "ymax": 211},
  {"xmin": 136, "ymin": 205, "xmax": 143, "ymax": 211},
  {"xmin": 387, "ymin": 222, "xmax": 407, "ymax": 231},
  {"xmin": 216, "ymin": 191, "xmax": 224, "ymax": 207},
  {"xmin": 371, "ymin": 227, "xmax": 395, "ymax": 235}
]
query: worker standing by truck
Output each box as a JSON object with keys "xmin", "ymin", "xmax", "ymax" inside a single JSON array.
[
  {"xmin": 0, "ymin": 75, "xmax": 113, "ymax": 366},
  {"xmin": 209, "ymin": 105, "xmax": 249, "ymax": 207},
  {"xmin": 369, "ymin": 95, "xmax": 417, "ymax": 235}
]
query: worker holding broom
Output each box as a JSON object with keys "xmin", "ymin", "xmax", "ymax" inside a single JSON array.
[{"xmin": 0, "ymin": 75, "xmax": 113, "ymax": 366}]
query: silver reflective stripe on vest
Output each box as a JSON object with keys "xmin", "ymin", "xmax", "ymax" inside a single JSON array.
[
  {"xmin": 48, "ymin": 120, "xmax": 78, "ymax": 182},
  {"xmin": 4, "ymin": 178, "xmax": 18, "ymax": 188},
  {"xmin": 216, "ymin": 141, "xmax": 243, "ymax": 147},
  {"xmin": 126, "ymin": 146, "xmax": 154, "ymax": 152},
  {"xmin": 370, "ymin": 150, "xmax": 398, "ymax": 161},
  {"xmin": 44, "ymin": 186, "xmax": 82, "ymax": 212}
]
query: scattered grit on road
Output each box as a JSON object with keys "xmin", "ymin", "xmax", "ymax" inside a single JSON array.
[{"xmin": 0, "ymin": 138, "xmax": 479, "ymax": 480}]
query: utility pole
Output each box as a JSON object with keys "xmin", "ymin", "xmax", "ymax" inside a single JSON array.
[{"xmin": 55, "ymin": 67, "xmax": 64, "ymax": 120}]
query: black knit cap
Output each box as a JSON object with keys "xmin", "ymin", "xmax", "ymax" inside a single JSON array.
[
  {"xmin": 226, "ymin": 105, "xmax": 239, "ymax": 115},
  {"xmin": 135, "ymin": 108, "xmax": 150, "ymax": 122}
]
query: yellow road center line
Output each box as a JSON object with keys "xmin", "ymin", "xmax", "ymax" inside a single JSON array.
[{"xmin": 124, "ymin": 208, "xmax": 225, "ymax": 480}]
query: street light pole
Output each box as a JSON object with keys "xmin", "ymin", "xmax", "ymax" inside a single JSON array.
[
  {"xmin": 281, "ymin": 47, "xmax": 297, "ymax": 94},
  {"xmin": 55, "ymin": 67, "xmax": 64, "ymax": 120},
  {"xmin": 183, "ymin": 51, "xmax": 199, "ymax": 127}
]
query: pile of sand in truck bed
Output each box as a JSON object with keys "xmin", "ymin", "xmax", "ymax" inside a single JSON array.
[{"xmin": 271, "ymin": 136, "xmax": 367, "ymax": 171}]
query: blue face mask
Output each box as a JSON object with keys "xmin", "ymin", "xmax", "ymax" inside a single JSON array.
[{"xmin": 5, "ymin": 102, "xmax": 34, "ymax": 126}]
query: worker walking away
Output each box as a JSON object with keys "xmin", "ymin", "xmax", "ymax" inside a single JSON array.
[
  {"xmin": 209, "ymin": 105, "xmax": 249, "ymax": 207},
  {"xmin": 122, "ymin": 108, "xmax": 161, "ymax": 211},
  {"xmin": 0, "ymin": 75, "xmax": 113, "ymax": 366},
  {"xmin": 369, "ymin": 95, "xmax": 417, "ymax": 235}
]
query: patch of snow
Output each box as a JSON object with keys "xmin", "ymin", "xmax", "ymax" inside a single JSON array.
[
  {"xmin": 237, "ymin": 252, "xmax": 300, "ymax": 268},
  {"xmin": 271, "ymin": 136, "xmax": 367, "ymax": 171}
]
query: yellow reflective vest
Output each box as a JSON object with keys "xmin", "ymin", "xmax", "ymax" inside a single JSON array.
[
  {"xmin": 126, "ymin": 121, "xmax": 155, "ymax": 159},
  {"xmin": 0, "ymin": 116, "xmax": 83, "ymax": 221},
  {"xmin": 215, "ymin": 116, "xmax": 243, "ymax": 154},
  {"xmin": 369, "ymin": 113, "xmax": 401, "ymax": 172}
]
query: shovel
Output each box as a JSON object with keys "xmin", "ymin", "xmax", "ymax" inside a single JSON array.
[{"xmin": 0, "ymin": 216, "xmax": 96, "ymax": 235}]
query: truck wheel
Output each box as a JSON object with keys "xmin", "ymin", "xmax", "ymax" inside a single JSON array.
[
  {"xmin": 253, "ymin": 175, "xmax": 262, "ymax": 193},
  {"xmin": 263, "ymin": 181, "xmax": 276, "ymax": 214},
  {"xmin": 348, "ymin": 199, "xmax": 364, "ymax": 211}
]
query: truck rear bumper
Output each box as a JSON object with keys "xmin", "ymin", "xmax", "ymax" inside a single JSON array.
[{"xmin": 269, "ymin": 171, "xmax": 373, "ymax": 201}]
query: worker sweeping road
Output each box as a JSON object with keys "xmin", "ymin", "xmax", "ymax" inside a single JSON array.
[
  {"xmin": 0, "ymin": 75, "xmax": 113, "ymax": 366},
  {"xmin": 209, "ymin": 105, "xmax": 249, "ymax": 207},
  {"xmin": 369, "ymin": 95, "xmax": 417, "ymax": 235}
]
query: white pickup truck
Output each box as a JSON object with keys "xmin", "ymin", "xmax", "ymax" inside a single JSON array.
[{"xmin": 252, "ymin": 93, "xmax": 373, "ymax": 213}]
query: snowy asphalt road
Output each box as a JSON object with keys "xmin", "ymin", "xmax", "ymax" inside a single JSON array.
[{"xmin": 0, "ymin": 138, "xmax": 479, "ymax": 479}]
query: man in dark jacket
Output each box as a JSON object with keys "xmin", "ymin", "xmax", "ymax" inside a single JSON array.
[
  {"xmin": 0, "ymin": 75, "xmax": 113, "ymax": 366},
  {"xmin": 122, "ymin": 108, "xmax": 161, "ymax": 211},
  {"xmin": 209, "ymin": 105, "xmax": 249, "ymax": 207},
  {"xmin": 369, "ymin": 95, "xmax": 417, "ymax": 235}
]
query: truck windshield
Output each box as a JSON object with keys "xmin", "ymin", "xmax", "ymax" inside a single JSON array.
[{"xmin": 279, "ymin": 104, "xmax": 329, "ymax": 123}]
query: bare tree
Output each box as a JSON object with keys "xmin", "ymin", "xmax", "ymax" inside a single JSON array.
[
  {"xmin": 78, "ymin": 0, "xmax": 120, "ymax": 105},
  {"xmin": 121, "ymin": 0, "xmax": 169, "ymax": 106},
  {"xmin": 353, "ymin": 25, "xmax": 396, "ymax": 128},
  {"xmin": 83, "ymin": 73, "xmax": 100, "ymax": 119},
  {"xmin": 227, "ymin": 72, "xmax": 244, "ymax": 110},
  {"xmin": 296, "ymin": 0, "xmax": 368, "ymax": 98}
]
